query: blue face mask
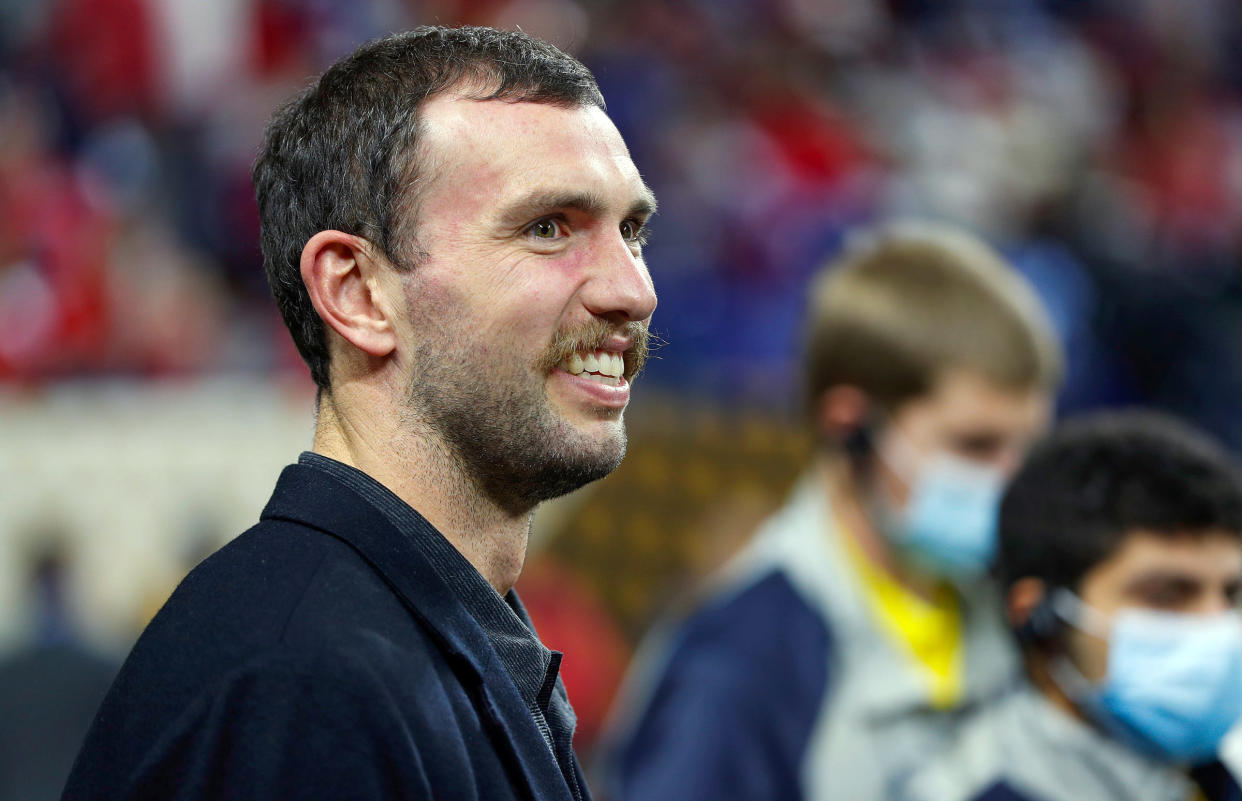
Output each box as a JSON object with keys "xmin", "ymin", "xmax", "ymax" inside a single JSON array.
[
  {"xmin": 887, "ymin": 453, "xmax": 1005, "ymax": 577},
  {"xmin": 1052, "ymin": 591, "xmax": 1242, "ymax": 764}
]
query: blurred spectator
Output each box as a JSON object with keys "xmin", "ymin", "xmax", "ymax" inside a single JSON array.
[
  {"xmin": 0, "ymin": 542, "xmax": 118, "ymax": 801},
  {"xmin": 8, "ymin": 2, "xmax": 1242, "ymax": 791},
  {"xmin": 0, "ymin": 80, "xmax": 112, "ymax": 377},
  {"xmin": 601, "ymin": 223, "xmax": 1063, "ymax": 801},
  {"xmin": 899, "ymin": 410, "xmax": 1242, "ymax": 801}
]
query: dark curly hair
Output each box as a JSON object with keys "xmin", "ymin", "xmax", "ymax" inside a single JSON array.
[
  {"xmin": 252, "ymin": 26, "xmax": 605, "ymax": 390},
  {"xmin": 997, "ymin": 409, "xmax": 1242, "ymax": 594}
]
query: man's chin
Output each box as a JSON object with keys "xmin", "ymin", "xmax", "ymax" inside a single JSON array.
[
  {"xmin": 530, "ymin": 423, "xmax": 628, "ymax": 501},
  {"xmin": 528, "ymin": 451, "xmax": 624, "ymax": 504}
]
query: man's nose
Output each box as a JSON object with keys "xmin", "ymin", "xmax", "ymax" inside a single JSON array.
[
  {"xmin": 580, "ymin": 232, "xmax": 657, "ymax": 324},
  {"xmin": 1199, "ymin": 590, "xmax": 1241, "ymax": 615},
  {"xmin": 995, "ymin": 444, "xmax": 1029, "ymax": 479}
]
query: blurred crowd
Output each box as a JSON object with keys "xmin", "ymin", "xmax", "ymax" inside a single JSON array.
[
  {"xmin": 6, "ymin": 3, "xmax": 1242, "ymax": 798},
  {"xmin": 5, "ymin": 0, "xmax": 1242, "ymax": 445}
]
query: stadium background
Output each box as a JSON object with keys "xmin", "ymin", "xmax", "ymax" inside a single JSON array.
[{"xmin": 4, "ymin": 0, "xmax": 1242, "ymax": 771}]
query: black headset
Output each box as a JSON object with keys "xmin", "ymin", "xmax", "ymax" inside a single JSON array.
[
  {"xmin": 1015, "ymin": 592, "xmax": 1062, "ymax": 646},
  {"xmin": 843, "ymin": 421, "xmax": 875, "ymax": 463}
]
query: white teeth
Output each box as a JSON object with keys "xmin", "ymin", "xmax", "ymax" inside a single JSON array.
[{"xmin": 558, "ymin": 349, "xmax": 624, "ymax": 382}]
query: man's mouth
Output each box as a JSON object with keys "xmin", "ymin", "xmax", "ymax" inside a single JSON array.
[{"xmin": 557, "ymin": 349, "xmax": 625, "ymax": 386}]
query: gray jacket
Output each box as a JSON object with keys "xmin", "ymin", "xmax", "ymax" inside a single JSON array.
[{"xmin": 898, "ymin": 685, "xmax": 1240, "ymax": 801}]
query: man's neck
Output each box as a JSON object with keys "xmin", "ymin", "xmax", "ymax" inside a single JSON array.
[
  {"xmin": 1026, "ymin": 649, "xmax": 1091, "ymax": 723},
  {"xmin": 821, "ymin": 455, "xmax": 943, "ymax": 602},
  {"xmin": 312, "ymin": 386, "xmax": 532, "ymax": 595}
]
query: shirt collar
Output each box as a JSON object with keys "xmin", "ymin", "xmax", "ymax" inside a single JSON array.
[{"xmin": 297, "ymin": 451, "xmax": 560, "ymax": 713}]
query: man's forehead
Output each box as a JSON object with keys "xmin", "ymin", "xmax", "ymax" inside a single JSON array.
[
  {"xmin": 420, "ymin": 93, "xmax": 626, "ymax": 164},
  {"xmin": 1097, "ymin": 529, "xmax": 1242, "ymax": 581},
  {"xmin": 417, "ymin": 94, "xmax": 650, "ymax": 215},
  {"xmin": 898, "ymin": 371, "xmax": 1051, "ymax": 439}
]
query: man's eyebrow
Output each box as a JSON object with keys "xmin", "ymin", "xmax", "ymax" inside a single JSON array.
[
  {"xmin": 498, "ymin": 186, "xmax": 658, "ymax": 227},
  {"xmin": 1125, "ymin": 571, "xmax": 1202, "ymax": 591},
  {"xmin": 631, "ymin": 185, "xmax": 658, "ymax": 220}
]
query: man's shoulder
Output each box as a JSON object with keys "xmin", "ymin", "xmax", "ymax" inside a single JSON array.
[
  {"xmin": 602, "ymin": 569, "xmax": 835, "ymax": 801},
  {"xmin": 165, "ymin": 517, "xmax": 414, "ymax": 643},
  {"xmin": 67, "ymin": 518, "xmax": 478, "ymax": 799},
  {"xmin": 894, "ymin": 689, "xmax": 1085, "ymax": 801},
  {"xmin": 132, "ymin": 515, "xmax": 449, "ymax": 690},
  {"xmin": 681, "ymin": 568, "xmax": 830, "ymax": 659},
  {"xmin": 68, "ymin": 634, "xmax": 477, "ymax": 800},
  {"xmin": 651, "ymin": 568, "xmax": 834, "ymax": 709}
]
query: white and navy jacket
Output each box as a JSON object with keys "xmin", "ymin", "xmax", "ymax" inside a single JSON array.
[{"xmin": 604, "ymin": 477, "xmax": 1018, "ymax": 801}]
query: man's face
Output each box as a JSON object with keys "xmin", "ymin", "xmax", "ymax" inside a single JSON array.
[
  {"xmin": 876, "ymin": 368, "xmax": 1052, "ymax": 505},
  {"xmin": 394, "ymin": 94, "xmax": 657, "ymax": 512},
  {"xmin": 1066, "ymin": 530, "xmax": 1242, "ymax": 682}
]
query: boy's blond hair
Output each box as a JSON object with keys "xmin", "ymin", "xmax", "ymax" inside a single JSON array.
[{"xmin": 803, "ymin": 222, "xmax": 1063, "ymax": 419}]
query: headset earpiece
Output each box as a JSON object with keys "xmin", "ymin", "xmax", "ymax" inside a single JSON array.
[{"xmin": 1015, "ymin": 594, "xmax": 1061, "ymax": 645}]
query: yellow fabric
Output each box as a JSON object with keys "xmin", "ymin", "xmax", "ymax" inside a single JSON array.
[
  {"xmin": 1187, "ymin": 789, "xmax": 1207, "ymax": 801},
  {"xmin": 840, "ymin": 527, "xmax": 965, "ymax": 708}
]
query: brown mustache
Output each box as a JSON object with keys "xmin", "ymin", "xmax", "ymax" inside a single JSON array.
[{"xmin": 538, "ymin": 319, "xmax": 650, "ymax": 382}]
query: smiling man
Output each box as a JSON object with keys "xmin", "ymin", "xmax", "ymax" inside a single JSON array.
[{"xmin": 62, "ymin": 27, "xmax": 655, "ymax": 801}]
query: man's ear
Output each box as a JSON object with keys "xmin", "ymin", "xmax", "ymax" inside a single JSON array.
[
  {"xmin": 300, "ymin": 230, "xmax": 398, "ymax": 360},
  {"xmin": 1009, "ymin": 577, "xmax": 1058, "ymax": 646},
  {"xmin": 816, "ymin": 385, "xmax": 870, "ymax": 445},
  {"xmin": 817, "ymin": 385, "xmax": 869, "ymax": 436}
]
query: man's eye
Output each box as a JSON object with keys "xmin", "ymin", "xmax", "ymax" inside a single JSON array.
[
  {"xmin": 948, "ymin": 433, "xmax": 1005, "ymax": 461},
  {"xmin": 528, "ymin": 218, "xmax": 563, "ymax": 239},
  {"xmin": 621, "ymin": 219, "xmax": 649, "ymax": 245},
  {"xmin": 1130, "ymin": 577, "xmax": 1199, "ymax": 610}
]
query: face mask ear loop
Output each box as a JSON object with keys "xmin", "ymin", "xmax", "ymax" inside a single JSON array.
[
  {"xmin": 1051, "ymin": 589, "xmax": 1113, "ymax": 638},
  {"xmin": 863, "ymin": 420, "xmax": 925, "ymax": 546},
  {"xmin": 873, "ymin": 422, "xmax": 919, "ymax": 489},
  {"xmin": 1049, "ymin": 649, "xmax": 1096, "ymax": 703},
  {"xmin": 1045, "ymin": 589, "xmax": 1114, "ymax": 705}
]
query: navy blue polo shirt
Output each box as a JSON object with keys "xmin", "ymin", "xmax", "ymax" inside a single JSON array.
[{"xmin": 63, "ymin": 455, "xmax": 590, "ymax": 800}]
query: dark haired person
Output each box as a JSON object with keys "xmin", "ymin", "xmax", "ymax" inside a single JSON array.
[
  {"xmin": 899, "ymin": 411, "xmax": 1242, "ymax": 801},
  {"xmin": 63, "ymin": 26, "xmax": 656, "ymax": 801},
  {"xmin": 605, "ymin": 224, "xmax": 1062, "ymax": 801}
]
